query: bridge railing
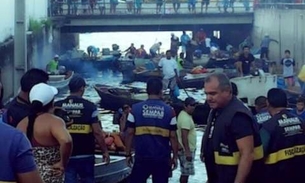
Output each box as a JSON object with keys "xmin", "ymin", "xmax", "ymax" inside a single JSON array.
[
  {"xmin": 255, "ymin": 2, "xmax": 305, "ymax": 9},
  {"xmin": 49, "ymin": 0, "xmax": 254, "ymax": 17}
]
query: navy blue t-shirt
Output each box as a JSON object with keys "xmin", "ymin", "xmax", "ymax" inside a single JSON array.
[
  {"xmin": 0, "ymin": 122, "xmax": 37, "ymax": 182},
  {"xmin": 127, "ymin": 99, "xmax": 177, "ymax": 160}
]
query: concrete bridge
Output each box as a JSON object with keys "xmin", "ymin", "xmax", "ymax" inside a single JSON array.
[{"xmin": 50, "ymin": 1, "xmax": 254, "ymax": 32}]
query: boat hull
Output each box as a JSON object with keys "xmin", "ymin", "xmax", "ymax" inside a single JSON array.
[
  {"xmin": 94, "ymin": 85, "xmax": 210, "ymax": 125},
  {"xmin": 48, "ymin": 71, "xmax": 74, "ymax": 90},
  {"xmin": 95, "ymin": 155, "xmax": 131, "ymax": 183}
]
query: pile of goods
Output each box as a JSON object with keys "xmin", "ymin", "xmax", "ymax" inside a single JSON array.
[{"xmin": 191, "ymin": 66, "xmax": 209, "ymax": 74}]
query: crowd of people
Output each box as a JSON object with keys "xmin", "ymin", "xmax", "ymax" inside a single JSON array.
[
  {"xmin": 1, "ymin": 66, "xmax": 305, "ymax": 183},
  {"xmin": 51, "ymin": 0, "xmax": 253, "ymax": 15},
  {"xmin": 0, "ymin": 69, "xmax": 110, "ymax": 183},
  {"xmin": 123, "ymin": 73, "xmax": 305, "ymax": 183}
]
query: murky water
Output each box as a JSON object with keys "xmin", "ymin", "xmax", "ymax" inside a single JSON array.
[{"xmin": 56, "ymin": 72, "xmax": 207, "ymax": 182}]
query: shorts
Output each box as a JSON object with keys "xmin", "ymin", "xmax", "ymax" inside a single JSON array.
[
  {"xmin": 202, "ymin": 0, "xmax": 210, "ymax": 4},
  {"xmin": 162, "ymin": 77, "xmax": 177, "ymax": 91},
  {"xmin": 178, "ymin": 150, "xmax": 195, "ymax": 176}
]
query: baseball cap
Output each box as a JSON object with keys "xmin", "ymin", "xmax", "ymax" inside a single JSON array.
[
  {"xmin": 29, "ymin": 83, "xmax": 58, "ymax": 106},
  {"xmin": 54, "ymin": 54, "xmax": 59, "ymax": 58},
  {"xmin": 68, "ymin": 75, "xmax": 86, "ymax": 92},
  {"xmin": 184, "ymin": 97, "xmax": 197, "ymax": 106}
]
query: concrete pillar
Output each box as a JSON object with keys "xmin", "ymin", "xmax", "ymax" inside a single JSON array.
[{"xmin": 14, "ymin": 0, "xmax": 27, "ymax": 96}]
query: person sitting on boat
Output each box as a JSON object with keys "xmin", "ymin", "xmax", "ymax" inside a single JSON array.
[
  {"xmin": 235, "ymin": 45, "xmax": 256, "ymax": 77},
  {"xmin": 136, "ymin": 44, "xmax": 147, "ymax": 58},
  {"xmin": 158, "ymin": 50, "xmax": 179, "ymax": 102},
  {"xmin": 292, "ymin": 97, "xmax": 305, "ymax": 120},
  {"xmin": 150, "ymin": 42, "xmax": 162, "ymax": 58},
  {"xmin": 55, "ymin": 75, "xmax": 110, "ymax": 183},
  {"xmin": 125, "ymin": 43, "xmax": 137, "ymax": 59},
  {"xmin": 46, "ymin": 54, "xmax": 59, "ymax": 74}
]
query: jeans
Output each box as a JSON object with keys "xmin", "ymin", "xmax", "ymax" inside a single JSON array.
[{"xmin": 64, "ymin": 156, "xmax": 95, "ymax": 183}]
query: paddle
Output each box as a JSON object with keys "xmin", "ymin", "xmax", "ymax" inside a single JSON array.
[{"xmin": 177, "ymin": 77, "xmax": 190, "ymax": 98}]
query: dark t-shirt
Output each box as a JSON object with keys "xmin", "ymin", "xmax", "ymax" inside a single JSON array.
[
  {"xmin": 0, "ymin": 123, "xmax": 36, "ymax": 182},
  {"xmin": 238, "ymin": 53, "xmax": 255, "ymax": 75},
  {"xmin": 205, "ymin": 112, "xmax": 254, "ymax": 181},
  {"xmin": 4, "ymin": 97, "xmax": 31, "ymax": 127}
]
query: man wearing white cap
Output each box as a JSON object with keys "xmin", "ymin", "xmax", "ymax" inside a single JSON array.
[
  {"xmin": 46, "ymin": 54, "xmax": 60, "ymax": 74},
  {"xmin": 17, "ymin": 83, "xmax": 73, "ymax": 183}
]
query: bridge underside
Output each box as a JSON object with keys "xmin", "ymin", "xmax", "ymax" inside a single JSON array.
[{"xmin": 56, "ymin": 13, "xmax": 254, "ymax": 33}]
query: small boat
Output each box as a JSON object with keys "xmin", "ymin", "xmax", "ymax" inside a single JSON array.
[
  {"xmin": 94, "ymin": 84, "xmax": 210, "ymax": 125},
  {"xmin": 48, "ymin": 71, "xmax": 74, "ymax": 90},
  {"xmin": 95, "ymin": 154, "xmax": 131, "ymax": 183},
  {"xmin": 231, "ymin": 73, "xmax": 278, "ymax": 106}
]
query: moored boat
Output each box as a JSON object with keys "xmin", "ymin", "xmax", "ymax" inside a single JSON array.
[
  {"xmin": 94, "ymin": 154, "xmax": 131, "ymax": 183},
  {"xmin": 48, "ymin": 71, "xmax": 74, "ymax": 90},
  {"xmin": 93, "ymin": 84, "xmax": 210, "ymax": 125}
]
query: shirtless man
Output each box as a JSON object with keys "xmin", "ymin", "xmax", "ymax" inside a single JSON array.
[{"xmin": 17, "ymin": 83, "xmax": 73, "ymax": 182}]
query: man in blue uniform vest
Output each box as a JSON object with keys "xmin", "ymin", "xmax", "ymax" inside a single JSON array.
[
  {"xmin": 55, "ymin": 75, "xmax": 110, "ymax": 183},
  {"xmin": 200, "ymin": 73, "xmax": 263, "ymax": 183},
  {"xmin": 125, "ymin": 78, "xmax": 179, "ymax": 183},
  {"xmin": 254, "ymin": 96, "xmax": 271, "ymax": 128},
  {"xmin": 260, "ymin": 88, "xmax": 305, "ymax": 183}
]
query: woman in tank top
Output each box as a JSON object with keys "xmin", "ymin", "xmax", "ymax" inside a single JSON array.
[{"xmin": 17, "ymin": 83, "xmax": 72, "ymax": 183}]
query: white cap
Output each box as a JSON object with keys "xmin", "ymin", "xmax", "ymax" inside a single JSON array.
[
  {"xmin": 29, "ymin": 83, "xmax": 58, "ymax": 106},
  {"xmin": 265, "ymin": 33, "xmax": 269, "ymax": 37},
  {"xmin": 54, "ymin": 54, "xmax": 59, "ymax": 58}
]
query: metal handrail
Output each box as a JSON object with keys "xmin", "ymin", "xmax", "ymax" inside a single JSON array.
[{"xmin": 49, "ymin": 0, "xmax": 254, "ymax": 17}]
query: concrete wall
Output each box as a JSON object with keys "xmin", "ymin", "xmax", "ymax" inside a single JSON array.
[
  {"xmin": 0, "ymin": 0, "xmax": 49, "ymax": 102},
  {"xmin": 253, "ymin": 9, "xmax": 305, "ymax": 70},
  {"xmin": 0, "ymin": 0, "xmax": 48, "ymax": 42}
]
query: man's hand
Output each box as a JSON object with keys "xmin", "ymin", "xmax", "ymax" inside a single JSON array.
[
  {"xmin": 126, "ymin": 155, "xmax": 133, "ymax": 167},
  {"xmin": 200, "ymin": 153, "xmax": 205, "ymax": 163},
  {"xmin": 103, "ymin": 152, "xmax": 110, "ymax": 164},
  {"xmin": 185, "ymin": 151, "xmax": 193, "ymax": 162},
  {"xmin": 171, "ymin": 156, "xmax": 178, "ymax": 170}
]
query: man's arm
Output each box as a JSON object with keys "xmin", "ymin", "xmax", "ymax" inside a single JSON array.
[
  {"xmin": 231, "ymin": 113, "xmax": 255, "ymax": 183},
  {"xmin": 181, "ymin": 129, "xmax": 191, "ymax": 157},
  {"xmin": 271, "ymin": 39, "xmax": 279, "ymax": 44},
  {"xmin": 13, "ymin": 133, "xmax": 44, "ymax": 183},
  {"xmin": 17, "ymin": 171, "xmax": 44, "ymax": 183},
  {"xmin": 90, "ymin": 108, "xmax": 108, "ymax": 154},
  {"xmin": 92, "ymin": 123, "xmax": 108, "ymax": 154},
  {"xmin": 169, "ymin": 114, "xmax": 178, "ymax": 160},
  {"xmin": 170, "ymin": 130, "xmax": 178, "ymax": 156},
  {"xmin": 125, "ymin": 112, "xmax": 135, "ymax": 155},
  {"xmin": 259, "ymin": 128, "xmax": 270, "ymax": 155},
  {"xmin": 51, "ymin": 118, "xmax": 73, "ymax": 168},
  {"xmin": 235, "ymin": 136, "xmax": 254, "ymax": 183}
]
